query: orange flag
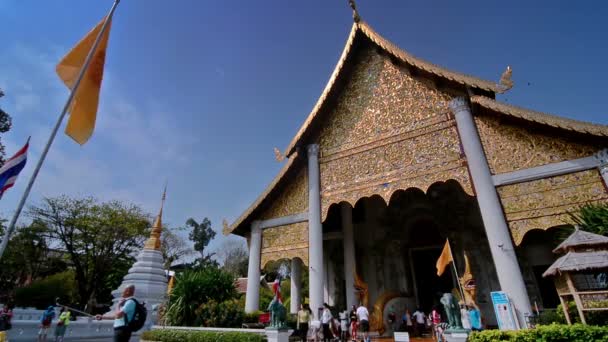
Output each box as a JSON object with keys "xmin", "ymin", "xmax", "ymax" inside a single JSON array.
[
  {"xmin": 436, "ymin": 239, "xmax": 453, "ymax": 276},
  {"xmin": 56, "ymin": 16, "xmax": 112, "ymax": 145}
]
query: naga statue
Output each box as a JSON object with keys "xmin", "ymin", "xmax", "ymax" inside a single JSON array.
[
  {"xmin": 440, "ymin": 293, "xmax": 462, "ymax": 329},
  {"xmin": 459, "ymin": 252, "xmax": 479, "ymax": 310},
  {"xmin": 267, "ymin": 277, "xmax": 287, "ymax": 329},
  {"xmin": 354, "ymin": 269, "xmax": 369, "ymax": 308}
]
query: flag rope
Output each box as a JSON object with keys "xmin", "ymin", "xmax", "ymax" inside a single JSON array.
[{"xmin": 0, "ymin": 0, "xmax": 121, "ymax": 260}]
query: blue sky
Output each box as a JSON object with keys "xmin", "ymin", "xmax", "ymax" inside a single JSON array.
[{"xmin": 1, "ymin": 0, "xmax": 607, "ymax": 259}]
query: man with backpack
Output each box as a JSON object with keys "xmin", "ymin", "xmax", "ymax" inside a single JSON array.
[{"xmin": 96, "ymin": 284, "xmax": 147, "ymax": 342}]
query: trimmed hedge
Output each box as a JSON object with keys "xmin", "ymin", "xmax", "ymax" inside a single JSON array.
[
  {"xmin": 141, "ymin": 329, "xmax": 265, "ymax": 342},
  {"xmin": 468, "ymin": 323, "xmax": 608, "ymax": 342}
]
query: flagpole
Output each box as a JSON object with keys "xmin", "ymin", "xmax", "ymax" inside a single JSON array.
[
  {"xmin": 0, "ymin": 0, "xmax": 121, "ymax": 260},
  {"xmin": 448, "ymin": 238, "xmax": 467, "ymax": 305}
]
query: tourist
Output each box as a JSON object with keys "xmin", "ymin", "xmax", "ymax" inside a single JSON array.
[
  {"xmin": 297, "ymin": 304, "xmax": 311, "ymax": 341},
  {"xmin": 96, "ymin": 284, "xmax": 138, "ymax": 342},
  {"xmin": 348, "ymin": 305, "xmax": 358, "ymax": 341},
  {"xmin": 402, "ymin": 309, "xmax": 413, "ymax": 335},
  {"xmin": 469, "ymin": 307, "xmax": 482, "ymax": 331},
  {"xmin": 38, "ymin": 306, "xmax": 56, "ymax": 342},
  {"xmin": 54, "ymin": 307, "xmax": 71, "ymax": 342},
  {"xmin": 460, "ymin": 305, "xmax": 471, "ymax": 330},
  {"xmin": 321, "ymin": 303, "xmax": 333, "ymax": 342},
  {"xmin": 430, "ymin": 306, "xmax": 442, "ymax": 340},
  {"xmin": 388, "ymin": 310, "xmax": 397, "ymax": 333},
  {"xmin": 356, "ymin": 303, "xmax": 370, "ymax": 342},
  {"xmin": 0, "ymin": 305, "xmax": 13, "ymax": 332},
  {"xmin": 412, "ymin": 307, "xmax": 426, "ymax": 337},
  {"xmin": 339, "ymin": 309, "xmax": 349, "ymax": 341}
]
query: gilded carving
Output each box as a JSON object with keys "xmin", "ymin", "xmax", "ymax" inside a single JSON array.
[
  {"xmin": 260, "ymin": 167, "xmax": 308, "ymax": 220},
  {"xmin": 475, "ymin": 115, "xmax": 598, "ymax": 175},
  {"xmin": 315, "ymin": 45, "xmax": 472, "ymax": 218},
  {"xmin": 261, "ymin": 222, "xmax": 309, "ymax": 267},
  {"xmin": 498, "ymin": 170, "xmax": 608, "ymax": 245},
  {"xmin": 318, "ymin": 46, "xmax": 454, "ymax": 154}
]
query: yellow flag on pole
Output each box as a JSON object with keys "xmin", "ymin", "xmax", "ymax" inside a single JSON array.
[
  {"xmin": 56, "ymin": 16, "xmax": 112, "ymax": 145},
  {"xmin": 436, "ymin": 239, "xmax": 454, "ymax": 276}
]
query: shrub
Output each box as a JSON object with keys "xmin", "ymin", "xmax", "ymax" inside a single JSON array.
[
  {"xmin": 468, "ymin": 323, "xmax": 608, "ymax": 342},
  {"xmin": 196, "ymin": 299, "xmax": 244, "ymax": 328},
  {"xmin": 536, "ymin": 308, "xmax": 565, "ymax": 325},
  {"xmin": 141, "ymin": 329, "xmax": 264, "ymax": 342},
  {"xmin": 15, "ymin": 271, "xmax": 77, "ymax": 309},
  {"xmin": 242, "ymin": 311, "xmax": 263, "ymax": 324},
  {"xmin": 164, "ymin": 267, "xmax": 237, "ymax": 326},
  {"xmin": 557, "ymin": 301, "xmax": 608, "ymax": 325}
]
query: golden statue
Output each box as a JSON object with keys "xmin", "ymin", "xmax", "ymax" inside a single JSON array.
[
  {"xmin": 459, "ymin": 252, "xmax": 479, "ymax": 309},
  {"xmin": 353, "ymin": 268, "xmax": 368, "ymax": 308}
]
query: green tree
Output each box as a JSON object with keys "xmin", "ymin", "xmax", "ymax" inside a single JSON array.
[
  {"xmin": 0, "ymin": 222, "xmax": 67, "ymax": 300},
  {"xmin": 27, "ymin": 196, "xmax": 150, "ymax": 309},
  {"xmin": 219, "ymin": 240, "xmax": 248, "ymax": 277},
  {"xmin": 0, "ymin": 89, "xmax": 13, "ymax": 165},
  {"xmin": 187, "ymin": 218, "xmax": 216, "ymax": 265},
  {"xmin": 161, "ymin": 227, "xmax": 194, "ymax": 268},
  {"xmin": 570, "ymin": 203, "xmax": 608, "ymax": 236}
]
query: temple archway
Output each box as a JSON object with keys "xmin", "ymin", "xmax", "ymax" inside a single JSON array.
[
  {"xmin": 321, "ymin": 179, "xmax": 500, "ymax": 333},
  {"xmin": 516, "ymin": 225, "xmax": 574, "ymax": 309}
]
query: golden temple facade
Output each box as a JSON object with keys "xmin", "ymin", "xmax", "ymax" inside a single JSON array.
[{"xmin": 225, "ymin": 16, "xmax": 608, "ymax": 331}]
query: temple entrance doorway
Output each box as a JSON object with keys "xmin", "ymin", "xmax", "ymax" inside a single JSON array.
[
  {"xmin": 322, "ymin": 180, "xmax": 501, "ymax": 333},
  {"xmin": 411, "ymin": 247, "xmax": 455, "ymax": 312}
]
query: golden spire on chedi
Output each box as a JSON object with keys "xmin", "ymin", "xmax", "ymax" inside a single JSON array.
[{"xmin": 144, "ymin": 185, "xmax": 167, "ymax": 250}]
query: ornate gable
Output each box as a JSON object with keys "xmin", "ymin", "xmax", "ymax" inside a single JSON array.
[{"xmin": 316, "ymin": 42, "xmax": 473, "ymax": 219}]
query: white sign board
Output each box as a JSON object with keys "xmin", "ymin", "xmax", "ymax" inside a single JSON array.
[
  {"xmin": 394, "ymin": 332, "xmax": 410, "ymax": 342},
  {"xmin": 491, "ymin": 291, "xmax": 519, "ymax": 330}
]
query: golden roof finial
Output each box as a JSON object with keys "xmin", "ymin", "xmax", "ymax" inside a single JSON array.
[
  {"xmin": 497, "ymin": 65, "xmax": 513, "ymax": 93},
  {"xmin": 348, "ymin": 0, "xmax": 361, "ymax": 23},
  {"xmin": 273, "ymin": 147, "xmax": 285, "ymax": 162},
  {"xmin": 144, "ymin": 183, "xmax": 167, "ymax": 250}
]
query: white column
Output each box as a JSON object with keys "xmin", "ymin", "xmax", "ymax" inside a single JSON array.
[
  {"xmin": 307, "ymin": 144, "xmax": 324, "ymax": 319},
  {"xmin": 595, "ymin": 149, "xmax": 608, "ymax": 184},
  {"xmin": 450, "ymin": 97, "xmax": 532, "ymax": 327},
  {"xmin": 290, "ymin": 258, "xmax": 302, "ymax": 314},
  {"xmin": 341, "ymin": 202, "xmax": 356, "ymax": 308},
  {"xmin": 245, "ymin": 221, "xmax": 262, "ymax": 313}
]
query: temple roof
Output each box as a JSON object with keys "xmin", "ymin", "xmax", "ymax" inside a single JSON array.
[
  {"xmin": 284, "ymin": 20, "xmax": 505, "ymax": 157},
  {"xmin": 226, "ymin": 19, "xmax": 608, "ymax": 237},
  {"xmin": 553, "ymin": 229, "xmax": 608, "ymax": 254},
  {"xmin": 224, "ymin": 153, "xmax": 301, "ymax": 236},
  {"xmin": 471, "ymin": 96, "xmax": 608, "ymax": 137},
  {"xmin": 543, "ymin": 250, "xmax": 608, "ymax": 277}
]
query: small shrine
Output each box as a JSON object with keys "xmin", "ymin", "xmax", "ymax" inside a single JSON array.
[
  {"xmin": 111, "ymin": 189, "xmax": 169, "ymax": 314},
  {"xmin": 543, "ymin": 229, "xmax": 608, "ymax": 324}
]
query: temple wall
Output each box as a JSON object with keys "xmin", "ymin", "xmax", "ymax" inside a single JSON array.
[
  {"xmin": 497, "ymin": 169, "xmax": 608, "ymax": 245},
  {"xmin": 316, "ymin": 45, "xmax": 472, "ymax": 220},
  {"xmin": 261, "ymin": 221, "xmax": 309, "ymax": 268},
  {"xmin": 473, "ymin": 115, "xmax": 598, "ymax": 175},
  {"xmin": 258, "ymin": 167, "xmax": 309, "ymax": 267},
  {"xmin": 260, "ymin": 167, "xmax": 308, "ymax": 220}
]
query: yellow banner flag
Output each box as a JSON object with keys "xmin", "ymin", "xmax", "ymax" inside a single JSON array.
[
  {"xmin": 436, "ymin": 239, "xmax": 453, "ymax": 276},
  {"xmin": 56, "ymin": 16, "xmax": 112, "ymax": 145}
]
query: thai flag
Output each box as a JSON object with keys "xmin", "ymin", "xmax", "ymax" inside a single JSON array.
[{"xmin": 0, "ymin": 138, "xmax": 29, "ymax": 199}]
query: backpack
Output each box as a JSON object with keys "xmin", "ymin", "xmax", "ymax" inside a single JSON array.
[{"xmin": 124, "ymin": 299, "xmax": 147, "ymax": 332}]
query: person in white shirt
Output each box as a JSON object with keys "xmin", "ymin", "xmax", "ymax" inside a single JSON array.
[
  {"xmin": 321, "ymin": 303, "xmax": 333, "ymax": 342},
  {"xmin": 356, "ymin": 304, "xmax": 370, "ymax": 342},
  {"xmin": 412, "ymin": 308, "xmax": 426, "ymax": 337}
]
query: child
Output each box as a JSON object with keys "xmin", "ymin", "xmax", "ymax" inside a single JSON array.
[
  {"xmin": 38, "ymin": 306, "xmax": 56, "ymax": 342},
  {"xmin": 54, "ymin": 307, "xmax": 71, "ymax": 342}
]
